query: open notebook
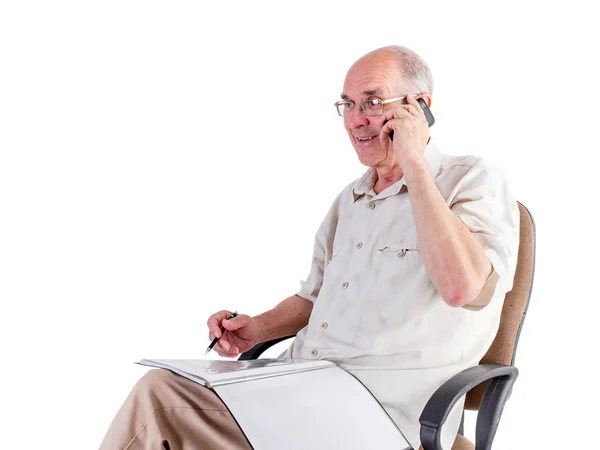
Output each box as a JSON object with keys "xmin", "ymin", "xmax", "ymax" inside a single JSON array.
[
  {"xmin": 136, "ymin": 358, "xmax": 412, "ymax": 449},
  {"xmin": 137, "ymin": 358, "xmax": 335, "ymax": 388}
]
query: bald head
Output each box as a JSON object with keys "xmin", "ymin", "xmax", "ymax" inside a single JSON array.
[{"xmin": 350, "ymin": 45, "xmax": 434, "ymax": 96}]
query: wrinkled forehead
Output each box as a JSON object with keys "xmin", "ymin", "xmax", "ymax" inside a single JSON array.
[{"xmin": 341, "ymin": 54, "xmax": 404, "ymax": 100}]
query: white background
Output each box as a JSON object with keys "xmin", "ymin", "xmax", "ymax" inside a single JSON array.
[{"xmin": 1, "ymin": 1, "xmax": 598, "ymax": 448}]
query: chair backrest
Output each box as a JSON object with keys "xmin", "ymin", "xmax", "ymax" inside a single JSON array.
[{"xmin": 465, "ymin": 201, "xmax": 536, "ymax": 410}]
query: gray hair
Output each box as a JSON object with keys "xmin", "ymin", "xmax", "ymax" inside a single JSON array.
[{"xmin": 371, "ymin": 45, "xmax": 434, "ymax": 95}]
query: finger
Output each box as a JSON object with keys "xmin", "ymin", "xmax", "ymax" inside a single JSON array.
[
  {"xmin": 214, "ymin": 343, "xmax": 232, "ymax": 357},
  {"xmin": 401, "ymin": 104, "xmax": 420, "ymax": 117},
  {"xmin": 406, "ymin": 95, "xmax": 426, "ymax": 117},
  {"xmin": 222, "ymin": 315, "xmax": 246, "ymax": 331},
  {"xmin": 207, "ymin": 310, "xmax": 232, "ymax": 338},
  {"xmin": 216, "ymin": 346, "xmax": 235, "ymax": 358},
  {"xmin": 206, "ymin": 314, "xmax": 221, "ymax": 337},
  {"xmin": 381, "ymin": 106, "xmax": 410, "ymax": 122},
  {"xmin": 206, "ymin": 311, "xmax": 226, "ymax": 328},
  {"xmin": 217, "ymin": 349, "xmax": 240, "ymax": 358},
  {"xmin": 207, "ymin": 321, "xmax": 222, "ymax": 339},
  {"xmin": 223, "ymin": 347, "xmax": 241, "ymax": 358},
  {"xmin": 215, "ymin": 342, "xmax": 240, "ymax": 358},
  {"xmin": 379, "ymin": 118, "xmax": 398, "ymax": 142},
  {"xmin": 218, "ymin": 335, "xmax": 232, "ymax": 351},
  {"xmin": 405, "ymin": 94, "xmax": 419, "ymax": 108}
]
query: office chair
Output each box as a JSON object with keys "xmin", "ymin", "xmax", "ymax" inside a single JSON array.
[{"xmin": 239, "ymin": 202, "xmax": 535, "ymax": 450}]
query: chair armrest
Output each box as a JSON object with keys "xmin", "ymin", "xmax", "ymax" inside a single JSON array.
[
  {"xmin": 419, "ymin": 363, "xmax": 518, "ymax": 450},
  {"xmin": 237, "ymin": 335, "xmax": 296, "ymax": 360}
]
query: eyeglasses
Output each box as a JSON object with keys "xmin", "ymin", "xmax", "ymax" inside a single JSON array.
[{"xmin": 333, "ymin": 95, "xmax": 415, "ymax": 117}]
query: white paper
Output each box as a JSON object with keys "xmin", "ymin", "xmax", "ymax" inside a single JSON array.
[
  {"xmin": 214, "ymin": 366, "xmax": 412, "ymax": 450},
  {"xmin": 137, "ymin": 358, "xmax": 335, "ymax": 387}
]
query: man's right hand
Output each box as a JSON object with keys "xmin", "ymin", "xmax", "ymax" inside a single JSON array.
[{"xmin": 206, "ymin": 311, "xmax": 262, "ymax": 358}]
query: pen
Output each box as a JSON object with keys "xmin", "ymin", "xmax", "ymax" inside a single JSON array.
[{"xmin": 205, "ymin": 311, "xmax": 238, "ymax": 356}]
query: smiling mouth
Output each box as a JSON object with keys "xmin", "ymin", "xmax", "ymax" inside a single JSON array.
[{"xmin": 356, "ymin": 136, "xmax": 377, "ymax": 142}]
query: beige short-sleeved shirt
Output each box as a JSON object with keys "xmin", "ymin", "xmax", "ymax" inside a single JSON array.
[{"xmin": 282, "ymin": 139, "xmax": 520, "ymax": 449}]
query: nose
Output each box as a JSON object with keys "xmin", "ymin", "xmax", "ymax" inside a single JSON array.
[{"xmin": 344, "ymin": 107, "xmax": 370, "ymax": 130}]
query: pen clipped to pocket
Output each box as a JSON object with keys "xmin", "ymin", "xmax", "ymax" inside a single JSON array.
[{"xmin": 378, "ymin": 245, "xmax": 419, "ymax": 259}]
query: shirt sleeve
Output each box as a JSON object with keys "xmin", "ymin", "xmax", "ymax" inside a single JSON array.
[
  {"xmin": 296, "ymin": 190, "xmax": 346, "ymax": 303},
  {"xmin": 449, "ymin": 162, "xmax": 520, "ymax": 310}
]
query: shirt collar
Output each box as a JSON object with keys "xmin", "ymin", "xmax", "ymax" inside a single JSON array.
[{"xmin": 352, "ymin": 137, "xmax": 443, "ymax": 202}]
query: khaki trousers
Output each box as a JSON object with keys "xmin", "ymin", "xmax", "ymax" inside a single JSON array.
[{"xmin": 99, "ymin": 369, "xmax": 252, "ymax": 450}]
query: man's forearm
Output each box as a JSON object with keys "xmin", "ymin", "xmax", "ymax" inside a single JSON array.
[
  {"xmin": 403, "ymin": 157, "xmax": 492, "ymax": 307},
  {"xmin": 253, "ymin": 295, "xmax": 313, "ymax": 343}
]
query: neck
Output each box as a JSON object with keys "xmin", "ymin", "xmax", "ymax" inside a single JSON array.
[{"xmin": 373, "ymin": 162, "xmax": 404, "ymax": 194}]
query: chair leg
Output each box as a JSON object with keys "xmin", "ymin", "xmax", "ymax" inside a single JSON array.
[{"xmin": 457, "ymin": 411, "xmax": 465, "ymax": 436}]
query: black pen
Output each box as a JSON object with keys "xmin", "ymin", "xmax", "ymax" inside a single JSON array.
[{"xmin": 205, "ymin": 311, "xmax": 238, "ymax": 356}]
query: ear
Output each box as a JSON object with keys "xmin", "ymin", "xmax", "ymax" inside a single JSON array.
[{"xmin": 417, "ymin": 93, "xmax": 433, "ymax": 108}]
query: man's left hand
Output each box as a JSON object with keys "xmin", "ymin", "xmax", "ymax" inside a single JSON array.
[{"xmin": 379, "ymin": 95, "xmax": 430, "ymax": 167}]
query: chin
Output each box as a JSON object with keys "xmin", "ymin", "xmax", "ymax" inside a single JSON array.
[
  {"xmin": 357, "ymin": 155, "xmax": 375, "ymax": 167},
  {"xmin": 355, "ymin": 147, "xmax": 385, "ymax": 168}
]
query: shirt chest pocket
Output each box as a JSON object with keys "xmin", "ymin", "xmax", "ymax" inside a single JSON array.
[
  {"xmin": 376, "ymin": 241, "xmax": 424, "ymax": 282},
  {"xmin": 377, "ymin": 243, "xmax": 421, "ymax": 261}
]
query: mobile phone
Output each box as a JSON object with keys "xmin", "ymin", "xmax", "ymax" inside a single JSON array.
[
  {"xmin": 387, "ymin": 97, "xmax": 435, "ymax": 141},
  {"xmin": 417, "ymin": 98, "xmax": 435, "ymax": 127}
]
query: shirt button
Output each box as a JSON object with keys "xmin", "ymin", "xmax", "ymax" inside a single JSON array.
[
  {"xmin": 321, "ymin": 322, "xmax": 328, "ymax": 330},
  {"xmin": 341, "ymin": 281, "xmax": 349, "ymax": 289},
  {"xmin": 311, "ymin": 349, "xmax": 318, "ymax": 357},
  {"xmin": 356, "ymin": 242, "xmax": 363, "ymax": 249},
  {"xmin": 368, "ymin": 202, "xmax": 376, "ymax": 210},
  {"xmin": 397, "ymin": 249, "xmax": 407, "ymax": 258}
]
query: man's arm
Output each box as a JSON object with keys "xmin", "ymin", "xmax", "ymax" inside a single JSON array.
[
  {"xmin": 253, "ymin": 294, "xmax": 313, "ymax": 344},
  {"xmin": 386, "ymin": 96, "xmax": 514, "ymax": 309},
  {"xmin": 207, "ymin": 295, "xmax": 313, "ymax": 357},
  {"xmin": 403, "ymin": 157, "xmax": 493, "ymax": 308}
]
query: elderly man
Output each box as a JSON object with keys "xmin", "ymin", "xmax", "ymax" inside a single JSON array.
[{"xmin": 100, "ymin": 45, "xmax": 519, "ymax": 450}]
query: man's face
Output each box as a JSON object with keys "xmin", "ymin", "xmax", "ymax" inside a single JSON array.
[{"xmin": 341, "ymin": 54, "xmax": 405, "ymax": 168}]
